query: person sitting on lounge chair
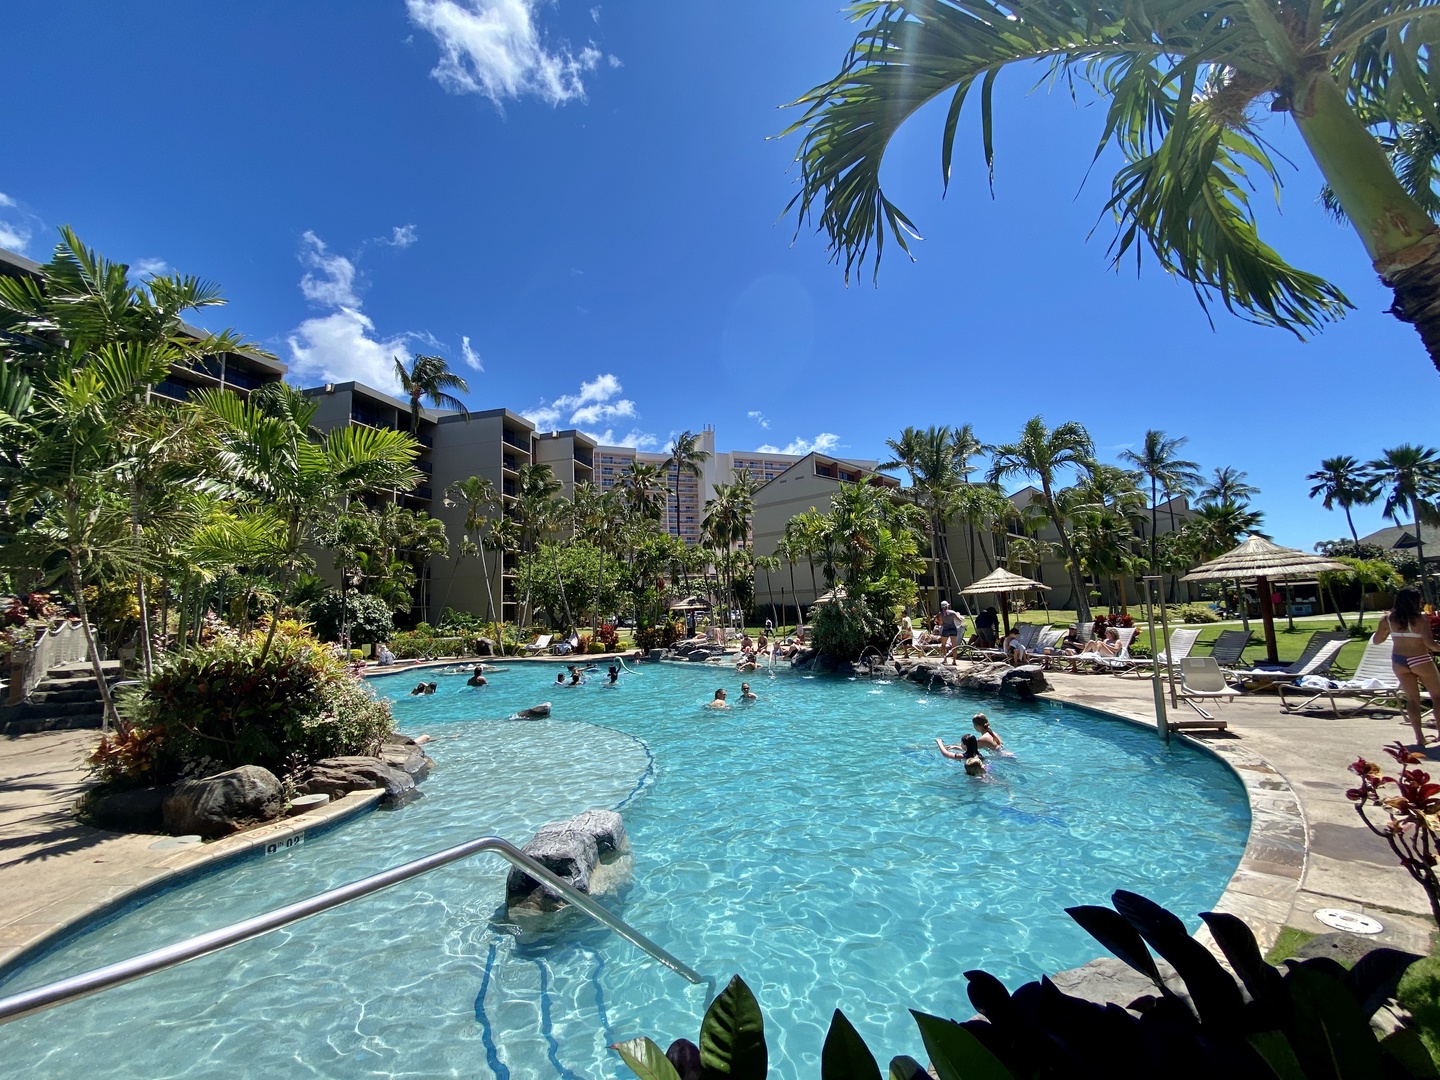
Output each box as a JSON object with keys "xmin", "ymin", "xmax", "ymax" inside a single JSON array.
[
  {"xmin": 1081, "ymin": 628, "xmax": 1122, "ymax": 658},
  {"xmin": 1003, "ymin": 627, "xmax": 1027, "ymax": 664},
  {"xmin": 376, "ymin": 643, "xmax": 395, "ymax": 665},
  {"xmin": 1045, "ymin": 625, "xmax": 1084, "ymax": 656}
]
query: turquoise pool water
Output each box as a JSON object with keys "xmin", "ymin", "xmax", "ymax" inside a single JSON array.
[{"xmin": 0, "ymin": 662, "xmax": 1248, "ymax": 1078}]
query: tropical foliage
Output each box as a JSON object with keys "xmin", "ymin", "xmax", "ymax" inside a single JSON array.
[
  {"xmin": 616, "ymin": 892, "xmax": 1435, "ymax": 1079},
  {"xmin": 784, "ymin": 0, "xmax": 1440, "ymax": 376}
]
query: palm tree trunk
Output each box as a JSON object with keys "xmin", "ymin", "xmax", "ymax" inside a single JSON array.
[
  {"xmin": 1344, "ymin": 505, "xmax": 1360, "ymax": 544},
  {"xmin": 1043, "ymin": 482, "xmax": 1090, "ymax": 623},
  {"xmin": 69, "ymin": 556, "xmax": 119, "ymax": 733},
  {"xmin": 550, "ymin": 542, "xmax": 574, "ymax": 631},
  {"xmin": 129, "ymin": 480, "xmax": 154, "ymax": 677},
  {"xmin": 1414, "ymin": 523, "xmax": 1434, "ymax": 606}
]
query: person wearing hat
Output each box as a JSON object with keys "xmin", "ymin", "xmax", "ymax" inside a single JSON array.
[{"xmin": 938, "ymin": 600, "xmax": 965, "ymax": 664}]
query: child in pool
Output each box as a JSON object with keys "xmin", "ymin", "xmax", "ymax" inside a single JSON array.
[
  {"xmin": 936, "ymin": 733, "xmax": 986, "ymax": 775},
  {"xmin": 971, "ymin": 713, "xmax": 1003, "ymax": 751}
]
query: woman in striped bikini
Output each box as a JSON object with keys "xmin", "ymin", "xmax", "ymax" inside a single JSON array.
[{"xmin": 1371, "ymin": 586, "xmax": 1439, "ymax": 747}]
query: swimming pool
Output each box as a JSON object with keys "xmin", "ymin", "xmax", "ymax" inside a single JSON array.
[{"xmin": 0, "ymin": 662, "xmax": 1249, "ymax": 1078}]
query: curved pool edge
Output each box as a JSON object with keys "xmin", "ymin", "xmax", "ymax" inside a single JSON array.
[
  {"xmin": 0, "ymin": 681, "xmax": 1299, "ymax": 998},
  {"xmin": 1042, "ymin": 695, "xmax": 1304, "ymax": 954},
  {"xmin": 0, "ymin": 789, "xmax": 384, "ymax": 988}
]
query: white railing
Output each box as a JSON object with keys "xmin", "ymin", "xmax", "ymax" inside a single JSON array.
[{"xmin": 7, "ymin": 622, "xmax": 94, "ymax": 705}]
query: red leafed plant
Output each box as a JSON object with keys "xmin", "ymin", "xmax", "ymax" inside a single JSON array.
[{"xmin": 1347, "ymin": 742, "xmax": 1440, "ymax": 928}]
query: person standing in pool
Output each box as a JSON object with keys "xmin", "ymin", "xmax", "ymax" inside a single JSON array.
[
  {"xmin": 971, "ymin": 713, "xmax": 1003, "ymax": 750},
  {"xmin": 466, "ymin": 665, "xmax": 487, "ymax": 687},
  {"xmin": 740, "ymin": 682, "xmax": 757, "ymax": 701},
  {"xmin": 606, "ymin": 665, "xmax": 620, "ymax": 685},
  {"xmin": 705, "ymin": 688, "xmax": 730, "ymax": 709},
  {"xmin": 555, "ymin": 671, "xmax": 566, "ymax": 687}
]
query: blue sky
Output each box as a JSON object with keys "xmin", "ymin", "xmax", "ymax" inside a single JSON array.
[{"xmin": 1, "ymin": 1, "xmax": 1432, "ymax": 547}]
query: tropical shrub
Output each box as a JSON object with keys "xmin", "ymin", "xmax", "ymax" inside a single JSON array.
[
  {"xmin": 308, "ymin": 590, "xmax": 394, "ymax": 645},
  {"xmin": 437, "ymin": 608, "xmax": 489, "ymax": 634},
  {"xmin": 1166, "ymin": 602, "xmax": 1221, "ymax": 624},
  {"xmin": 389, "ymin": 625, "xmax": 469, "ymax": 659},
  {"xmin": 596, "ymin": 622, "xmax": 620, "ymax": 650},
  {"xmin": 811, "ymin": 596, "xmax": 880, "ymax": 660},
  {"xmin": 93, "ymin": 628, "xmax": 394, "ymax": 786},
  {"xmin": 614, "ymin": 892, "xmax": 1435, "ymax": 1080},
  {"xmin": 635, "ymin": 620, "xmax": 682, "ymax": 652}
]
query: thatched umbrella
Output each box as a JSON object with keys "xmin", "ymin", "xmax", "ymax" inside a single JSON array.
[
  {"xmin": 1182, "ymin": 535, "xmax": 1348, "ymax": 664},
  {"xmin": 960, "ymin": 568, "xmax": 1051, "ymax": 633}
]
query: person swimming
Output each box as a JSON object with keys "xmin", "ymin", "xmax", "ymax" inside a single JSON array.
[
  {"xmin": 606, "ymin": 665, "xmax": 620, "ymax": 685},
  {"xmin": 466, "ymin": 664, "xmax": 487, "ymax": 687},
  {"xmin": 423, "ymin": 682, "xmax": 437, "ymax": 695},
  {"xmin": 705, "ymin": 688, "xmax": 730, "ymax": 709},
  {"xmin": 410, "ymin": 682, "xmax": 428, "ymax": 696},
  {"xmin": 555, "ymin": 671, "xmax": 566, "ymax": 686},
  {"xmin": 936, "ymin": 732, "xmax": 985, "ymax": 775},
  {"xmin": 740, "ymin": 682, "xmax": 757, "ymax": 701}
]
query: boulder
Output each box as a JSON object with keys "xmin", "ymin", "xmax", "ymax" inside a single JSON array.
[
  {"xmin": 162, "ymin": 766, "xmax": 284, "ymax": 838},
  {"xmin": 90, "ymin": 784, "xmax": 174, "ymax": 833},
  {"xmin": 505, "ymin": 808, "xmax": 631, "ymax": 915},
  {"xmin": 512, "ymin": 702, "xmax": 552, "ymax": 720},
  {"xmin": 474, "ymin": 637, "xmax": 496, "ymax": 656},
  {"xmin": 999, "ymin": 665, "xmax": 1050, "ymax": 700},
  {"xmin": 301, "ymin": 755, "xmax": 418, "ymax": 806},
  {"xmin": 381, "ymin": 733, "xmax": 434, "ymax": 782}
]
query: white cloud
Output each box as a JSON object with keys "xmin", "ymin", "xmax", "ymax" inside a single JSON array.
[
  {"xmin": 590, "ymin": 428, "xmax": 657, "ymax": 450},
  {"xmin": 131, "ymin": 257, "xmax": 171, "ymax": 279},
  {"xmin": 460, "ymin": 334, "xmax": 483, "ymax": 371},
  {"xmin": 288, "ymin": 308, "xmax": 411, "ymax": 391},
  {"xmin": 589, "ymin": 5, "xmax": 600, "ymax": 21},
  {"xmin": 607, "ymin": 53, "xmax": 622, "ymax": 67},
  {"xmin": 757, "ymin": 433, "xmax": 841, "ymax": 456},
  {"xmin": 406, "ymin": 0, "xmax": 602, "ymax": 107},
  {"xmin": 747, "ymin": 410, "xmax": 769, "ymax": 430},
  {"xmin": 523, "ymin": 373, "xmax": 655, "ymax": 445},
  {"xmin": 382, "ymin": 224, "xmax": 418, "ymax": 248},
  {"xmin": 0, "ymin": 192, "xmax": 31, "ymax": 254},
  {"xmin": 298, "ymin": 231, "xmax": 361, "ymax": 307}
]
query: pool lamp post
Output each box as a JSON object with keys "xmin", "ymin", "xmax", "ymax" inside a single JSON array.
[{"xmin": 1142, "ymin": 575, "xmax": 1171, "ymax": 745}]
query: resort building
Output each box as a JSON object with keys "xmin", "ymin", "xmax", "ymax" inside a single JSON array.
[
  {"xmin": 751, "ymin": 453, "xmax": 902, "ymax": 615},
  {"xmin": 1358, "ymin": 521, "xmax": 1440, "ymax": 572},
  {"xmin": 0, "ymin": 246, "xmax": 287, "ymax": 403}
]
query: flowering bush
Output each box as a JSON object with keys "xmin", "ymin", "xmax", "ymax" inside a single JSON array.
[
  {"xmin": 596, "ymin": 623, "xmax": 620, "ymax": 650},
  {"xmin": 634, "ymin": 621, "xmax": 682, "ymax": 652},
  {"xmin": 1348, "ymin": 742, "xmax": 1440, "ymax": 928}
]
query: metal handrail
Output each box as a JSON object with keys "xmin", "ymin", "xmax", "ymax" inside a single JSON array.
[{"xmin": 0, "ymin": 834, "xmax": 703, "ymax": 1026}]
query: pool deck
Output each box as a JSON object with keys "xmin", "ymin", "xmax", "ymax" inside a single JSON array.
[{"xmin": 0, "ymin": 664, "xmax": 1434, "ymax": 986}]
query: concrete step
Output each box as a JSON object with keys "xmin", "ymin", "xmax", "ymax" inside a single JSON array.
[
  {"xmin": 32, "ymin": 673, "xmax": 106, "ymax": 691},
  {"xmin": 26, "ymin": 687, "xmax": 106, "ymax": 705},
  {"xmin": 1, "ymin": 699, "xmax": 106, "ymax": 721},
  {"xmin": 46, "ymin": 661, "xmax": 121, "ymax": 679}
]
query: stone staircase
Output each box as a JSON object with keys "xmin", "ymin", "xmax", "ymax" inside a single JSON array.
[{"xmin": 0, "ymin": 661, "xmax": 121, "ymax": 736}]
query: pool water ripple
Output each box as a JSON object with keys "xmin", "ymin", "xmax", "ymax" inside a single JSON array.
[{"xmin": 0, "ymin": 662, "xmax": 1248, "ymax": 1078}]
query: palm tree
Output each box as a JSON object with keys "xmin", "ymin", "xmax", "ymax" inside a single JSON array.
[
  {"xmin": 619, "ymin": 460, "xmax": 667, "ymax": 523},
  {"xmin": 1190, "ymin": 503, "xmax": 1270, "ymax": 558},
  {"xmin": 513, "ymin": 462, "xmax": 563, "ymax": 626},
  {"xmin": 784, "ymin": 0, "xmax": 1440, "ymax": 375},
  {"xmin": 987, "ymin": 417, "xmax": 1096, "ymax": 622},
  {"xmin": 881, "ymin": 425, "xmax": 962, "ymax": 603},
  {"xmin": 1199, "ymin": 467, "xmax": 1260, "ymax": 508},
  {"xmin": 666, "ymin": 431, "xmax": 711, "ymax": 545},
  {"xmin": 393, "ymin": 353, "xmax": 470, "ymax": 433},
  {"xmin": 199, "ymin": 383, "xmax": 421, "ymax": 659},
  {"xmin": 1367, "ymin": 444, "xmax": 1440, "ymax": 602},
  {"xmin": 1120, "ymin": 431, "xmax": 1201, "ymax": 583},
  {"xmin": 1307, "ymin": 455, "xmax": 1379, "ymax": 543},
  {"xmin": 443, "ymin": 475, "xmax": 501, "ymax": 624}
]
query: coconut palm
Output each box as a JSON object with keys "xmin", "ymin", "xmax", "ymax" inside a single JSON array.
[
  {"xmin": 784, "ymin": 0, "xmax": 1440, "ymax": 375},
  {"xmin": 1120, "ymin": 431, "xmax": 1202, "ymax": 576},
  {"xmin": 882, "ymin": 424, "xmax": 963, "ymax": 601},
  {"xmin": 1367, "ymin": 444, "xmax": 1440, "ymax": 601},
  {"xmin": 666, "ymin": 431, "xmax": 711, "ymax": 544},
  {"xmin": 393, "ymin": 353, "xmax": 470, "ymax": 433},
  {"xmin": 987, "ymin": 417, "xmax": 1097, "ymax": 622},
  {"xmin": 1189, "ymin": 502, "xmax": 1270, "ymax": 558},
  {"xmin": 1199, "ymin": 467, "xmax": 1261, "ymax": 507},
  {"xmin": 1308, "ymin": 455, "xmax": 1380, "ymax": 543},
  {"xmin": 619, "ymin": 460, "xmax": 667, "ymax": 523},
  {"xmin": 443, "ymin": 475, "xmax": 501, "ymax": 624}
]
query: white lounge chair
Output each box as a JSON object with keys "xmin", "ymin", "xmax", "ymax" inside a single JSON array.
[
  {"xmin": 1277, "ymin": 639, "xmax": 1404, "ymax": 715},
  {"xmin": 1074, "ymin": 626, "xmax": 1138, "ymax": 672},
  {"xmin": 521, "ymin": 633, "xmax": 553, "ymax": 655},
  {"xmin": 1177, "ymin": 657, "xmax": 1240, "ymax": 726},
  {"xmin": 1231, "ymin": 637, "xmax": 1347, "ymax": 692},
  {"xmin": 1116, "ymin": 627, "xmax": 1202, "ymax": 678}
]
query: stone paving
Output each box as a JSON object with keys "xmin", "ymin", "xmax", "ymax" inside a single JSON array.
[{"xmin": 0, "ymin": 658, "xmax": 1434, "ymax": 993}]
